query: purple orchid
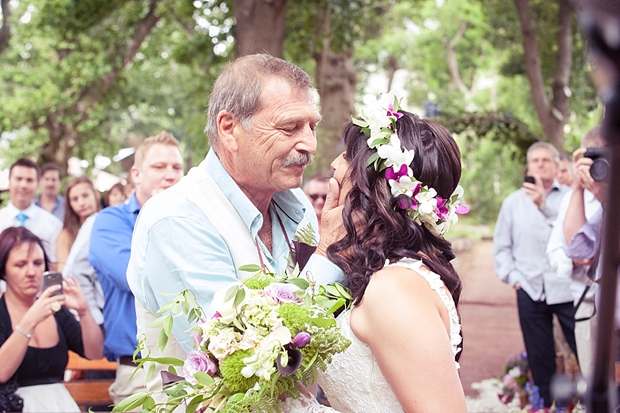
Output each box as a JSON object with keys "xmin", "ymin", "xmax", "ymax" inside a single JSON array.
[
  {"xmin": 386, "ymin": 103, "xmax": 403, "ymax": 119},
  {"xmin": 435, "ymin": 197, "xmax": 449, "ymax": 221},
  {"xmin": 455, "ymin": 205, "xmax": 469, "ymax": 214},
  {"xmin": 385, "ymin": 164, "xmax": 409, "ymax": 181}
]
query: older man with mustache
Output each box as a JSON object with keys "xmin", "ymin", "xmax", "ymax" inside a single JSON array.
[{"xmin": 127, "ymin": 54, "xmax": 344, "ymax": 391}]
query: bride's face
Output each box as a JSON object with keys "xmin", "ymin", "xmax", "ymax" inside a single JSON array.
[{"xmin": 331, "ymin": 152, "xmax": 352, "ymax": 206}]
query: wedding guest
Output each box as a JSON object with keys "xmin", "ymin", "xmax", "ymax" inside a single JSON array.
[
  {"xmin": 127, "ymin": 54, "xmax": 344, "ymax": 391},
  {"xmin": 34, "ymin": 163, "xmax": 66, "ymax": 223},
  {"xmin": 89, "ymin": 132, "xmax": 184, "ymax": 406},
  {"xmin": 494, "ymin": 142, "xmax": 573, "ymax": 407},
  {"xmin": 547, "ymin": 126, "xmax": 604, "ymax": 377},
  {"xmin": 308, "ymin": 101, "xmax": 468, "ymax": 412},
  {"xmin": 0, "ymin": 227, "xmax": 103, "ymax": 412},
  {"xmin": 303, "ymin": 175, "xmax": 329, "ymax": 230},
  {"xmin": 556, "ymin": 153, "xmax": 573, "ymax": 187},
  {"xmin": 0, "ymin": 158, "xmax": 62, "ymax": 270},
  {"xmin": 56, "ymin": 177, "xmax": 100, "ymax": 272},
  {"xmin": 104, "ymin": 183, "xmax": 126, "ymax": 207}
]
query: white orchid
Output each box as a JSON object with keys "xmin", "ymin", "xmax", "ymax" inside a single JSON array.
[{"xmin": 376, "ymin": 134, "xmax": 415, "ymax": 169}]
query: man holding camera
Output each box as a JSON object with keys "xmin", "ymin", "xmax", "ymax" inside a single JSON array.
[
  {"xmin": 547, "ymin": 126, "xmax": 605, "ymax": 378},
  {"xmin": 494, "ymin": 141, "xmax": 572, "ymax": 407}
]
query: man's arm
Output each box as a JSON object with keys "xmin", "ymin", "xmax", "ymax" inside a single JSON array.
[
  {"xmin": 131, "ymin": 215, "xmax": 241, "ymax": 351},
  {"xmin": 493, "ymin": 200, "xmax": 520, "ymax": 287},
  {"xmin": 88, "ymin": 208, "xmax": 133, "ymax": 292}
]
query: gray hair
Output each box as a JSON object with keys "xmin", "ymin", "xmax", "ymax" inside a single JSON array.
[
  {"xmin": 581, "ymin": 125, "xmax": 603, "ymax": 148},
  {"xmin": 526, "ymin": 141, "xmax": 560, "ymax": 163},
  {"xmin": 205, "ymin": 54, "xmax": 314, "ymax": 151}
]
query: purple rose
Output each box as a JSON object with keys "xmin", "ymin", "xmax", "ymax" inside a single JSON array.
[
  {"xmin": 292, "ymin": 332, "xmax": 311, "ymax": 348},
  {"xmin": 183, "ymin": 351, "xmax": 217, "ymax": 379},
  {"xmin": 265, "ymin": 283, "xmax": 302, "ymax": 304}
]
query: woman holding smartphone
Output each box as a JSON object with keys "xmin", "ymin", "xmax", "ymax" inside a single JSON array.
[{"xmin": 0, "ymin": 226, "xmax": 103, "ymax": 412}]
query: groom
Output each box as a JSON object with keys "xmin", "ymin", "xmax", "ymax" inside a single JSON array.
[{"xmin": 127, "ymin": 54, "xmax": 344, "ymax": 388}]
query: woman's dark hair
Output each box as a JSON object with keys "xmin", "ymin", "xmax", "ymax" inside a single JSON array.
[
  {"xmin": 327, "ymin": 111, "xmax": 463, "ymax": 308},
  {"xmin": 0, "ymin": 227, "xmax": 49, "ymax": 280},
  {"xmin": 63, "ymin": 176, "xmax": 100, "ymax": 245}
]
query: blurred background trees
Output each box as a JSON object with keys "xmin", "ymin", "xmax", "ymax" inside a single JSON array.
[{"xmin": 0, "ymin": 0, "xmax": 603, "ymax": 224}]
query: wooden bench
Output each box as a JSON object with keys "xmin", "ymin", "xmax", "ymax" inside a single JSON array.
[{"xmin": 64, "ymin": 351, "xmax": 116, "ymax": 412}]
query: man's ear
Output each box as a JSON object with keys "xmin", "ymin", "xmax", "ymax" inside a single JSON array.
[
  {"xmin": 130, "ymin": 166, "xmax": 140, "ymax": 186},
  {"xmin": 217, "ymin": 111, "xmax": 239, "ymax": 153}
]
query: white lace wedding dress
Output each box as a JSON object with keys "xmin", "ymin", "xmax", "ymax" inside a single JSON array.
[{"xmin": 281, "ymin": 258, "xmax": 462, "ymax": 413}]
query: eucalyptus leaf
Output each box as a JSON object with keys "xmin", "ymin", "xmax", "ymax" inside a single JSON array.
[
  {"xmin": 238, "ymin": 264, "xmax": 263, "ymax": 273},
  {"xmin": 111, "ymin": 391, "xmax": 148, "ymax": 412},
  {"xmin": 194, "ymin": 372, "xmax": 216, "ymax": 386},
  {"xmin": 287, "ymin": 278, "xmax": 310, "ymax": 290}
]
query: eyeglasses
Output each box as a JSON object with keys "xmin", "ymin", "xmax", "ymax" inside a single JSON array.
[{"xmin": 309, "ymin": 194, "xmax": 327, "ymax": 201}]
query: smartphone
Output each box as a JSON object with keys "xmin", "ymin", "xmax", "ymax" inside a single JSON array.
[
  {"xmin": 523, "ymin": 175, "xmax": 535, "ymax": 184},
  {"xmin": 42, "ymin": 271, "xmax": 63, "ymax": 296}
]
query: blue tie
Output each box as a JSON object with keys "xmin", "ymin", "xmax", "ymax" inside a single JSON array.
[{"xmin": 16, "ymin": 213, "xmax": 27, "ymax": 227}]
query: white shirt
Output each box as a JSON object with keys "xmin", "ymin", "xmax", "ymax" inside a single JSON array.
[
  {"xmin": 0, "ymin": 202, "xmax": 62, "ymax": 262},
  {"xmin": 547, "ymin": 190, "xmax": 600, "ymax": 301},
  {"xmin": 63, "ymin": 214, "xmax": 104, "ymax": 325}
]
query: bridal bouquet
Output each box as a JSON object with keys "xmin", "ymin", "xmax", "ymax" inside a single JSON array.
[{"xmin": 114, "ymin": 265, "xmax": 351, "ymax": 413}]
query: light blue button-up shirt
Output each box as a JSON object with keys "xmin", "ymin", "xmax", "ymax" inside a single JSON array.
[
  {"xmin": 493, "ymin": 182, "xmax": 570, "ymax": 303},
  {"xmin": 127, "ymin": 150, "xmax": 343, "ymax": 351}
]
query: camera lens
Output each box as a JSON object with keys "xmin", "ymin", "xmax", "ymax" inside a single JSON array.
[{"xmin": 590, "ymin": 158, "xmax": 609, "ymax": 182}]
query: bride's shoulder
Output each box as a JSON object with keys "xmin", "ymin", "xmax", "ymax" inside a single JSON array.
[{"xmin": 351, "ymin": 260, "xmax": 446, "ymax": 340}]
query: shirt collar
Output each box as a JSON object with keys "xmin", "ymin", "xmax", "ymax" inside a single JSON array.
[
  {"xmin": 125, "ymin": 192, "xmax": 141, "ymax": 214},
  {"xmin": 7, "ymin": 202, "xmax": 38, "ymax": 215},
  {"xmin": 203, "ymin": 150, "xmax": 307, "ymax": 237}
]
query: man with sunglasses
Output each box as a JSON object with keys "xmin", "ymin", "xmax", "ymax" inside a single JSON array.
[{"xmin": 303, "ymin": 175, "xmax": 329, "ymax": 230}]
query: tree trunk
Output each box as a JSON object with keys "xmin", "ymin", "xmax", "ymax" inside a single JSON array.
[
  {"xmin": 314, "ymin": 49, "xmax": 356, "ymax": 175},
  {"xmin": 513, "ymin": 0, "xmax": 574, "ymax": 149},
  {"xmin": 233, "ymin": 0, "xmax": 288, "ymax": 58},
  {"xmin": 35, "ymin": 0, "xmax": 162, "ymax": 173},
  {"xmin": 0, "ymin": 0, "xmax": 11, "ymax": 55}
]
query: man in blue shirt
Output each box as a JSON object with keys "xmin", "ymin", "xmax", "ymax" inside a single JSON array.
[
  {"xmin": 34, "ymin": 163, "xmax": 66, "ymax": 222},
  {"xmin": 88, "ymin": 131, "xmax": 184, "ymax": 405},
  {"xmin": 127, "ymin": 55, "xmax": 345, "ymax": 392},
  {"xmin": 494, "ymin": 142, "xmax": 571, "ymax": 407}
]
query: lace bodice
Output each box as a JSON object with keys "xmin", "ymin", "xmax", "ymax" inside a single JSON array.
[{"xmin": 316, "ymin": 258, "xmax": 462, "ymax": 413}]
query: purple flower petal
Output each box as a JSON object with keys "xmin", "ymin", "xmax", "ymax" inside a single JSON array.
[
  {"xmin": 455, "ymin": 205, "xmax": 469, "ymax": 214},
  {"xmin": 292, "ymin": 240, "xmax": 317, "ymax": 271},
  {"xmin": 292, "ymin": 332, "xmax": 311, "ymax": 348},
  {"xmin": 276, "ymin": 347, "xmax": 303, "ymax": 377},
  {"xmin": 161, "ymin": 371, "xmax": 185, "ymax": 386}
]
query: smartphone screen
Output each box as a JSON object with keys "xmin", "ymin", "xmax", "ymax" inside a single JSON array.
[
  {"xmin": 524, "ymin": 175, "xmax": 535, "ymax": 184},
  {"xmin": 42, "ymin": 271, "xmax": 63, "ymax": 296}
]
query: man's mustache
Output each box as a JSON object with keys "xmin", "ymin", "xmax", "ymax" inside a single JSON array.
[{"xmin": 283, "ymin": 152, "xmax": 314, "ymax": 167}]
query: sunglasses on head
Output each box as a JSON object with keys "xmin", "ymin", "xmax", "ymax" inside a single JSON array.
[{"xmin": 309, "ymin": 194, "xmax": 327, "ymax": 201}]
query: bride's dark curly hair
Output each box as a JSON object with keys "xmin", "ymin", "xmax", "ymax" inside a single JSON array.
[{"xmin": 327, "ymin": 110, "xmax": 463, "ymax": 308}]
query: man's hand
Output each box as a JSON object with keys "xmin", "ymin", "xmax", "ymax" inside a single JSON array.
[
  {"xmin": 572, "ymin": 147, "xmax": 608, "ymax": 204},
  {"xmin": 522, "ymin": 174, "xmax": 545, "ymax": 208},
  {"xmin": 315, "ymin": 177, "xmax": 345, "ymax": 257}
]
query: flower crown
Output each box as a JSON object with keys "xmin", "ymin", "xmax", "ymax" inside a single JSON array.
[{"xmin": 351, "ymin": 92, "xmax": 469, "ymax": 236}]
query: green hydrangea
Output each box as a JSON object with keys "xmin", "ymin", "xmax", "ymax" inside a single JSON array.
[
  {"xmin": 243, "ymin": 273, "xmax": 274, "ymax": 290},
  {"xmin": 219, "ymin": 350, "xmax": 258, "ymax": 394},
  {"xmin": 277, "ymin": 302, "xmax": 311, "ymax": 335}
]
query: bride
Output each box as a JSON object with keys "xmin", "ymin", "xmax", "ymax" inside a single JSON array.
[{"xmin": 283, "ymin": 94, "xmax": 468, "ymax": 412}]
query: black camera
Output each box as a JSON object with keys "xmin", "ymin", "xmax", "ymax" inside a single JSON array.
[{"xmin": 583, "ymin": 147, "xmax": 610, "ymax": 182}]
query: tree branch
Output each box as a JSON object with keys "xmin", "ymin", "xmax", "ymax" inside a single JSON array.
[
  {"xmin": 445, "ymin": 22, "xmax": 468, "ymax": 94},
  {"xmin": 550, "ymin": 0, "xmax": 574, "ymax": 123},
  {"xmin": 513, "ymin": 0, "xmax": 552, "ymax": 135},
  {"xmin": 0, "ymin": 0, "xmax": 11, "ymax": 55},
  {"xmin": 76, "ymin": 0, "xmax": 161, "ymax": 115}
]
